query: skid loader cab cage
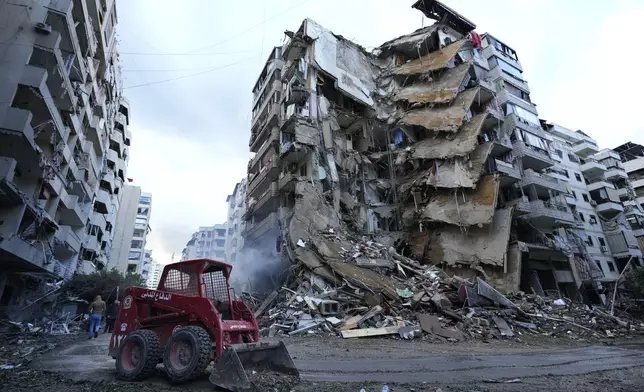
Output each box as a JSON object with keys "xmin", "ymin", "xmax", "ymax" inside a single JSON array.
[{"xmin": 159, "ymin": 259, "xmax": 234, "ymax": 319}]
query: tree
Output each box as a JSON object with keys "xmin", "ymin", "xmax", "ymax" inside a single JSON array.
[
  {"xmin": 624, "ymin": 267, "xmax": 644, "ymax": 298},
  {"xmin": 62, "ymin": 268, "xmax": 145, "ymax": 303}
]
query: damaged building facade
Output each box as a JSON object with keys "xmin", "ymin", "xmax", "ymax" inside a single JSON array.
[
  {"xmin": 614, "ymin": 142, "xmax": 644, "ymax": 250},
  {"xmin": 226, "ymin": 179, "xmax": 247, "ymax": 263},
  {"xmin": 0, "ymin": 0, "xmax": 131, "ymax": 315},
  {"xmin": 242, "ymin": 0, "xmax": 642, "ymax": 303}
]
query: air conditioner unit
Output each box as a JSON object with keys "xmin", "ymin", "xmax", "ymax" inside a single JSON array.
[
  {"xmin": 34, "ymin": 22, "xmax": 52, "ymax": 35},
  {"xmin": 590, "ymin": 200, "xmax": 597, "ymax": 206},
  {"xmin": 600, "ymin": 246, "xmax": 608, "ymax": 253}
]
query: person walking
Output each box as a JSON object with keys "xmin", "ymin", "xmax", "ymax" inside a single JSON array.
[
  {"xmin": 88, "ymin": 295, "xmax": 106, "ymax": 339},
  {"xmin": 104, "ymin": 300, "xmax": 120, "ymax": 333}
]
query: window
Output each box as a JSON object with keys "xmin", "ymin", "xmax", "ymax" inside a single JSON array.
[
  {"xmin": 608, "ymin": 262, "xmax": 616, "ymax": 272},
  {"xmin": 128, "ymin": 251, "xmax": 141, "ymax": 260},
  {"xmin": 568, "ymin": 154, "xmax": 580, "ymax": 163},
  {"xmin": 596, "ymin": 261, "xmax": 603, "ymax": 272},
  {"xmin": 137, "ymin": 207, "xmax": 149, "ymax": 216},
  {"xmin": 139, "ymin": 196, "xmax": 151, "ymax": 205},
  {"xmin": 579, "ymin": 213, "xmax": 585, "ymax": 222},
  {"xmin": 299, "ymin": 164, "xmax": 308, "ymax": 177},
  {"xmin": 571, "ymin": 190, "xmax": 577, "ymax": 199},
  {"xmin": 589, "ymin": 215, "xmax": 598, "ymax": 224},
  {"xmin": 582, "ymin": 194, "xmax": 589, "ymax": 202},
  {"xmin": 586, "ymin": 236, "xmax": 594, "ymax": 246},
  {"xmin": 215, "ymin": 239, "xmax": 225, "ymax": 247},
  {"xmin": 598, "ymin": 237, "xmax": 606, "ymax": 247},
  {"xmin": 574, "ymin": 173, "xmax": 582, "ymax": 182},
  {"xmin": 555, "ymin": 149, "xmax": 563, "ymax": 158},
  {"xmin": 510, "ymin": 105, "xmax": 540, "ymax": 126},
  {"xmin": 497, "ymin": 58, "xmax": 524, "ymax": 80},
  {"xmin": 131, "ymin": 239, "xmax": 143, "ymax": 249}
]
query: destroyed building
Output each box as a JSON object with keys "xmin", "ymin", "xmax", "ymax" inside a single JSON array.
[
  {"xmin": 0, "ymin": 0, "xmax": 131, "ymax": 315},
  {"xmin": 241, "ymin": 0, "xmax": 642, "ymax": 303},
  {"xmin": 613, "ymin": 142, "xmax": 644, "ymax": 250}
]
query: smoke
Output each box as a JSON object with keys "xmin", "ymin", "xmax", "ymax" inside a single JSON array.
[{"xmin": 228, "ymin": 235, "xmax": 290, "ymax": 295}]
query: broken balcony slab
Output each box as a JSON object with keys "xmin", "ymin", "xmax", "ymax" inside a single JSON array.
[
  {"xmin": 394, "ymin": 62, "xmax": 472, "ymax": 104},
  {"xmin": 377, "ymin": 25, "xmax": 439, "ymax": 59},
  {"xmin": 325, "ymin": 259, "xmax": 400, "ymax": 300},
  {"xmin": 425, "ymin": 207, "xmax": 513, "ymax": 268},
  {"xmin": 391, "ymin": 40, "xmax": 465, "ymax": 76},
  {"xmin": 400, "ymin": 87, "xmax": 480, "ymax": 133},
  {"xmin": 410, "ymin": 112, "xmax": 488, "ymax": 159},
  {"xmin": 403, "ymin": 174, "xmax": 499, "ymax": 227},
  {"xmin": 400, "ymin": 141, "xmax": 493, "ymax": 191}
]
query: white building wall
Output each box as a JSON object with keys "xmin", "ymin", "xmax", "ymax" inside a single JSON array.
[
  {"xmin": 226, "ymin": 179, "xmax": 247, "ymax": 263},
  {"xmin": 181, "ymin": 224, "xmax": 227, "ymax": 261}
]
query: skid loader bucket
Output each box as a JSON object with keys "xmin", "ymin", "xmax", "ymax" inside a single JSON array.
[{"xmin": 209, "ymin": 341, "xmax": 299, "ymax": 391}]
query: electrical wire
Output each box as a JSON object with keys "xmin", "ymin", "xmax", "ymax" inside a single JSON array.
[
  {"xmin": 0, "ymin": 41, "xmax": 252, "ymax": 56},
  {"xmin": 179, "ymin": 0, "xmax": 313, "ymax": 55},
  {"xmin": 122, "ymin": 56, "xmax": 256, "ymax": 90}
]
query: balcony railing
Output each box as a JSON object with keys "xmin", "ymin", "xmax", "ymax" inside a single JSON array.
[{"xmin": 521, "ymin": 169, "xmax": 565, "ymax": 192}]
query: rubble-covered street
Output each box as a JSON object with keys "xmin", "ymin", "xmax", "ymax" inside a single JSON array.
[{"xmin": 3, "ymin": 333, "xmax": 644, "ymax": 392}]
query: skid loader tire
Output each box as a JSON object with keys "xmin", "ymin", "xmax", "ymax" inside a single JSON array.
[
  {"xmin": 163, "ymin": 325, "xmax": 212, "ymax": 383},
  {"xmin": 115, "ymin": 329, "xmax": 162, "ymax": 381}
]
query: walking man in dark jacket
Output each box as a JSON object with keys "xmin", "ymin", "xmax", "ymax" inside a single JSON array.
[{"xmin": 104, "ymin": 300, "xmax": 120, "ymax": 334}]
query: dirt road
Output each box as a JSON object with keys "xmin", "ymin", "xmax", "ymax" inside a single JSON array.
[{"xmin": 5, "ymin": 334, "xmax": 644, "ymax": 391}]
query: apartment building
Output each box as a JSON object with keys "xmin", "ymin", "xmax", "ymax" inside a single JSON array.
[
  {"xmin": 613, "ymin": 142, "xmax": 644, "ymax": 249},
  {"xmin": 240, "ymin": 0, "xmax": 644, "ymax": 302},
  {"xmin": 146, "ymin": 259, "xmax": 163, "ymax": 289},
  {"xmin": 110, "ymin": 187, "xmax": 152, "ymax": 274},
  {"xmin": 225, "ymin": 179, "xmax": 247, "ymax": 263},
  {"xmin": 180, "ymin": 224, "xmax": 227, "ymax": 261},
  {"xmin": 139, "ymin": 249, "xmax": 152, "ymax": 280},
  {"xmin": 0, "ymin": 0, "xmax": 130, "ymax": 311}
]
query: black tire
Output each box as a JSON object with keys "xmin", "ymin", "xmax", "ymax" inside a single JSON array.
[
  {"xmin": 115, "ymin": 329, "xmax": 162, "ymax": 381},
  {"xmin": 163, "ymin": 325, "xmax": 213, "ymax": 383}
]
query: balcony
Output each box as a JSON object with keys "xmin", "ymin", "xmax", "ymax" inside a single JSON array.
[
  {"xmin": 249, "ymin": 183, "xmax": 279, "ymax": 216},
  {"xmin": 28, "ymin": 34, "xmax": 77, "ymax": 112},
  {"xmin": 492, "ymin": 159, "xmax": 521, "ymax": 186},
  {"xmin": 481, "ymin": 43, "xmax": 523, "ymax": 72},
  {"xmin": 503, "ymin": 114, "xmax": 545, "ymax": 139},
  {"xmin": 101, "ymin": 170, "xmax": 116, "ymax": 193},
  {"xmin": 84, "ymin": 234, "xmax": 101, "ymax": 253},
  {"xmin": 604, "ymin": 167, "xmax": 628, "ymax": 181},
  {"xmin": 572, "ymin": 140, "xmax": 599, "ymax": 157},
  {"xmin": 596, "ymin": 201, "xmax": 624, "ymax": 216},
  {"xmin": 250, "ymin": 104, "xmax": 281, "ymax": 153},
  {"xmin": 521, "ymin": 169, "xmax": 565, "ymax": 194},
  {"xmin": 90, "ymin": 212, "xmax": 107, "ymax": 233},
  {"xmin": 496, "ymin": 90, "xmax": 538, "ymax": 116},
  {"xmin": 587, "ymin": 180, "xmax": 615, "ymax": 192},
  {"xmin": 82, "ymin": 140, "xmax": 101, "ymax": 176},
  {"xmin": 249, "ymin": 127, "xmax": 279, "ymax": 172},
  {"xmin": 512, "ymin": 141, "xmax": 554, "ymax": 171},
  {"xmin": 94, "ymin": 189, "xmax": 110, "ymax": 214},
  {"xmin": 87, "ymin": 115, "xmax": 106, "ymax": 154},
  {"xmin": 278, "ymin": 172, "xmax": 298, "ymax": 192},
  {"xmin": 244, "ymin": 212, "xmax": 278, "ymax": 241},
  {"xmin": 247, "ymin": 159, "xmax": 280, "ymax": 197},
  {"xmin": 59, "ymin": 190, "xmax": 87, "ymax": 227},
  {"xmin": 54, "ymin": 225, "xmax": 82, "ymax": 257},
  {"xmin": 580, "ymin": 158, "xmax": 607, "ymax": 179},
  {"xmin": 522, "ymin": 200, "xmax": 576, "ymax": 226},
  {"xmin": 487, "ymin": 65, "xmax": 530, "ymax": 93}
]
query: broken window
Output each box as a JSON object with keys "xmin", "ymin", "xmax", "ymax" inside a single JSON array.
[
  {"xmin": 598, "ymin": 237, "xmax": 606, "ymax": 247},
  {"xmin": 568, "ymin": 153, "xmax": 580, "ymax": 163},
  {"xmin": 608, "ymin": 262, "xmax": 616, "ymax": 272},
  {"xmin": 586, "ymin": 236, "xmax": 594, "ymax": 246},
  {"xmin": 582, "ymin": 194, "xmax": 589, "ymax": 202},
  {"xmin": 596, "ymin": 261, "xmax": 603, "ymax": 273},
  {"xmin": 589, "ymin": 215, "xmax": 598, "ymax": 224},
  {"xmin": 575, "ymin": 173, "xmax": 582, "ymax": 182},
  {"xmin": 579, "ymin": 213, "xmax": 585, "ymax": 222}
]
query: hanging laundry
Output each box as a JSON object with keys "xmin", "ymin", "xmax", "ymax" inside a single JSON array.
[{"xmin": 470, "ymin": 31, "xmax": 482, "ymax": 49}]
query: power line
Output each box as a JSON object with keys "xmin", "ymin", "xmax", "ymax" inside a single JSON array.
[
  {"xmin": 180, "ymin": 0, "xmax": 313, "ymax": 55},
  {"xmin": 122, "ymin": 56, "xmax": 256, "ymax": 90}
]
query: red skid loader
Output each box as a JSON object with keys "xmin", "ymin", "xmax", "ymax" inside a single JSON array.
[{"xmin": 108, "ymin": 259, "xmax": 298, "ymax": 391}]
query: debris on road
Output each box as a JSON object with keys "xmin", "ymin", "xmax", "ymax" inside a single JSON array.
[{"xmin": 249, "ymin": 234, "xmax": 644, "ymax": 345}]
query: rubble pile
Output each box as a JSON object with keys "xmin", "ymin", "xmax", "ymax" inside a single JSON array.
[
  {"xmin": 0, "ymin": 315, "xmax": 83, "ymax": 370},
  {"xmin": 252, "ymin": 234, "xmax": 644, "ymax": 343}
]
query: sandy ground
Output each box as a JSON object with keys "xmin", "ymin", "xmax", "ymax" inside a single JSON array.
[{"xmin": 2, "ymin": 333, "xmax": 644, "ymax": 391}]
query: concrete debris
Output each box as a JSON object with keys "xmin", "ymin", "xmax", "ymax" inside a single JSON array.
[
  {"xmin": 0, "ymin": 314, "xmax": 82, "ymax": 368},
  {"xmin": 251, "ymin": 232, "xmax": 644, "ymax": 343},
  {"xmin": 391, "ymin": 40, "xmax": 466, "ymax": 76},
  {"xmin": 400, "ymin": 87, "xmax": 480, "ymax": 133}
]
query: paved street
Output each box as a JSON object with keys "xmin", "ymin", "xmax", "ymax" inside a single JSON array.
[{"xmin": 30, "ymin": 334, "xmax": 644, "ymax": 386}]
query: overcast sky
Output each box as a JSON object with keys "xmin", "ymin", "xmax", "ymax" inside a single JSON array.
[{"xmin": 115, "ymin": 0, "xmax": 644, "ymax": 265}]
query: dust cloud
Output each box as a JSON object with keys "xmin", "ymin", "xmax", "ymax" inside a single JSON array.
[{"xmin": 228, "ymin": 236, "xmax": 290, "ymax": 295}]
